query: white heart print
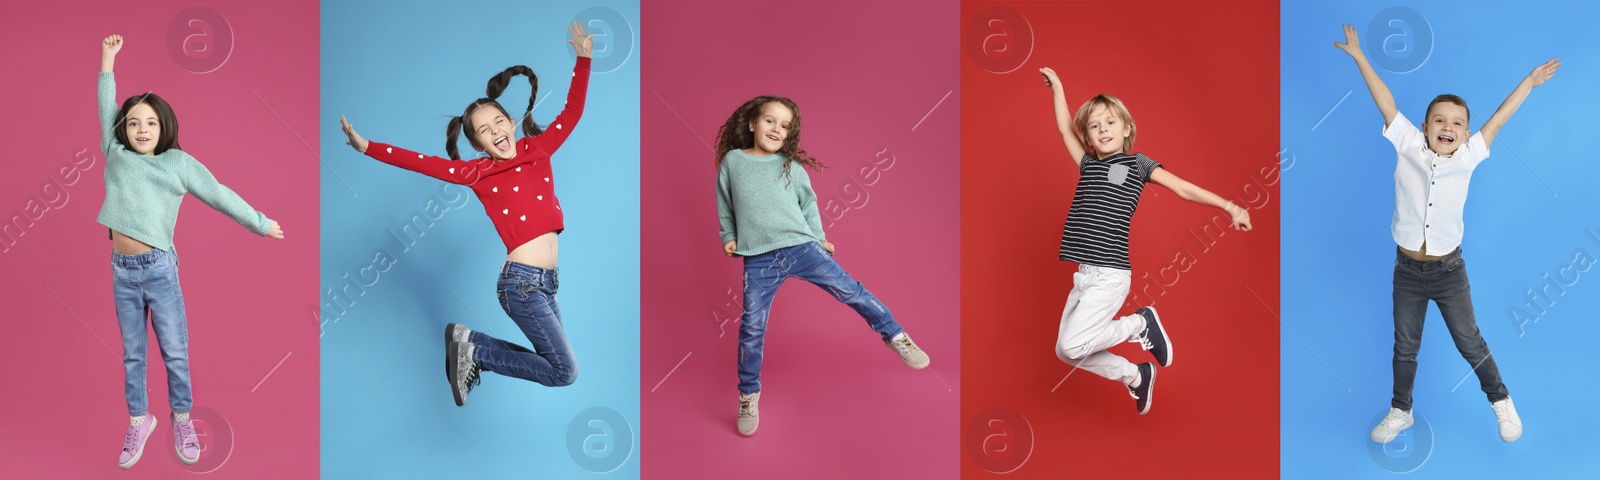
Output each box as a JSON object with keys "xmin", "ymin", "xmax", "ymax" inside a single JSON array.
[
  {"xmin": 386, "ymin": 147, "xmax": 392, "ymax": 154},
  {"xmin": 502, "ymin": 209, "xmax": 508, "ymax": 215}
]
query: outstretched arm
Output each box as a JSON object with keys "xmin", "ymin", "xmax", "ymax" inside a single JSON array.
[
  {"xmin": 1480, "ymin": 58, "xmax": 1560, "ymax": 147},
  {"xmin": 340, "ymin": 115, "xmax": 501, "ymax": 185},
  {"xmin": 1333, "ymin": 24, "xmax": 1400, "ymax": 127},
  {"xmin": 1149, "ymin": 168, "xmax": 1251, "ymax": 231},
  {"xmin": 1040, "ymin": 67, "xmax": 1087, "ymax": 167},
  {"xmin": 182, "ymin": 156, "xmax": 282, "ymax": 239}
]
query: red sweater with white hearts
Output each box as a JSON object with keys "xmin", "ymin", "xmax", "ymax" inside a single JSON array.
[{"xmin": 364, "ymin": 57, "xmax": 590, "ymax": 253}]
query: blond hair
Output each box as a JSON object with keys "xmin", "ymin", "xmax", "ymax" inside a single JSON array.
[{"xmin": 1073, "ymin": 94, "xmax": 1137, "ymax": 155}]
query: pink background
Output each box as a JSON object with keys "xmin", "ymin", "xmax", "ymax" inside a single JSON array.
[
  {"xmin": 0, "ymin": 1, "xmax": 320, "ymax": 478},
  {"xmin": 640, "ymin": 0, "xmax": 960, "ymax": 477}
]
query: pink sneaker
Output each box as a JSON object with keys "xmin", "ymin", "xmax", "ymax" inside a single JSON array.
[
  {"xmin": 117, "ymin": 414, "xmax": 156, "ymax": 469},
  {"xmin": 174, "ymin": 413, "xmax": 200, "ymax": 464}
]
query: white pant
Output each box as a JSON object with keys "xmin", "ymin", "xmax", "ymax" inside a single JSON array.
[{"xmin": 1055, "ymin": 264, "xmax": 1143, "ymax": 386}]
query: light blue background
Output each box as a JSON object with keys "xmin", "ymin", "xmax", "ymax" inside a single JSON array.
[
  {"xmin": 1282, "ymin": 1, "xmax": 1600, "ymax": 478},
  {"xmin": 319, "ymin": 1, "xmax": 639, "ymax": 478}
]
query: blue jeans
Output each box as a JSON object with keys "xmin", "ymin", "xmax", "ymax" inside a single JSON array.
[
  {"xmin": 475, "ymin": 262, "xmax": 578, "ymax": 387},
  {"xmin": 1391, "ymin": 248, "xmax": 1509, "ymax": 411},
  {"xmin": 112, "ymin": 249, "xmax": 192, "ymax": 416},
  {"xmin": 738, "ymin": 241, "xmax": 904, "ymax": 394}
]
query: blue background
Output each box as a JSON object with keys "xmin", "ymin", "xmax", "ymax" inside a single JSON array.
[
  {"xmin": 1282, "ymin": 1, "xmax": 1600, "ymax": 478},
  {"xmin": 319, "ymin": 1, "xmax": 640, "ymax": 478}
]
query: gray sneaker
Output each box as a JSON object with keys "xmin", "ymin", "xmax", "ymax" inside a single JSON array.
[
  {"xmin": 447, "ymin": 322, "xmax": 472, "ymax": 344},
  {"xmin": 445, "ymin": 323, "xmax": 471, "ymax": 378},
  {"xmin": 886, "ymin": 332, "xmax": 930, "ymax": 369},
  {"xmin": 737, "ymin": 391, "xmax": 760, "ymax": 436},
  {"xmin": 445, "ymin": 324, "xmax": 481, "ymax": 406}
]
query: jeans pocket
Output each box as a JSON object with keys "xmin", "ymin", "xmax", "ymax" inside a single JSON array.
[{"xmin": 496, "ymin": 283, "xmax": 513, "ymax": 315}]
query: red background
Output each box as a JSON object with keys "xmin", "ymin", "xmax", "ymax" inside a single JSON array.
[
  {"xmin": 960, "ymin": 1, "xmax": 1280, "ymax": 477},
  {"xmin": 0, "ymin": 2, "xmax": 320, "ymax": 478}
]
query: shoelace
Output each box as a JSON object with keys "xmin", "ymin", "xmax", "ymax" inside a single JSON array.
[
  {"xmin": 1382, "ymin": 412, "xmax": 1408, "ymax": 427},
  {"xmin": 177, "ymin": 421, "xmax": 199, "ymax": 450},
  {"xmin": 1127, "ymin": 385, "xmax": 1141, "ymax": 401},
  {"xmin": 464, "ymin": 365, "xmax": 482, "ymax": 393},
  {"xmin": 1491, "ymin": 402, "xmax": 1511, "ymax": 419},
  {"xmin": 121, "ymin": 426, "xmax": 140, "ymax": 453},
  {"xmin": 893, "ymin": 337, "xmax": 915, "ymax": 353},
  {"xmin": 739, "ymin": 397, "xmax": 755, "ymax": 416},
  {"xmin": 1131, "ymin": 331, "xmax": 1154, "ymax": 351}
]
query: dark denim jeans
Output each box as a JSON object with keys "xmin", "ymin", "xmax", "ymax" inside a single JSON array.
[
  {"xmin": 473, "ymin": 262, "xmax": 578, "ymax": 387},
  {"xmin": 738, "ymin": 241, "xmax": 904, "ymax": 394},
  {"xmin": 1391, "ymin": 248, "xmax": 1509, "ymax": 411},
  {"xmin": 112, "ymin": 248, "xmax": 192, "ymax": 416}
]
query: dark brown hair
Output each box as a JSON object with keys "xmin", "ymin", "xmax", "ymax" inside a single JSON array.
[
  {"xmin": 113, "ymin": 93, "xmax": 181, "ymax": 155},
  {"xmin": 445, "ymin": 65, "xmax": 543, "ymax": 160},
  {"xmin": 714, "ymin": 96, "xmax": 823, "ymax": 181}
]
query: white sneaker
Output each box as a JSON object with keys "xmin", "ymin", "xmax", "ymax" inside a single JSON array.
[
  {"xmin": 1370, "ymin": 407, "xmax": 1413, "ymax": 443},
  {"xmin": 1491, "ymin": 397, "xmax": 1522, "ymax": 442},
  {"xmin": 737, "ymin": 391, "xmax": 760, "ymax": 436}
]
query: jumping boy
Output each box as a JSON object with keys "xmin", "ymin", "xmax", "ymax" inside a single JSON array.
[{"xmin": 1335, "ymin": 23, "xmax": 1558, "ymax": 444}]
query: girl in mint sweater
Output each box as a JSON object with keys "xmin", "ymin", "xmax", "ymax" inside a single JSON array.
[
  {"xmin": 98, "ymin": 35, "xmax": 283, "ymax": 470},
  {"xmin": 714, "ymin": 95, "xmax": 930, "ymax": 436}
]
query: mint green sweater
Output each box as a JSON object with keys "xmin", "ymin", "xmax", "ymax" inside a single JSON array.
[
  {"xmin": 97, "ymin": 72, "xmax": 272, "ymax": 254},
  {"xmin": 716, "ymin": 149, "xmax": 827, "ymax": 256}
]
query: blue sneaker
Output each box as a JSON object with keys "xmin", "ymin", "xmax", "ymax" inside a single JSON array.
[{"xmin": 1133, "ymin": 307, "xmax": 1172, "ymax": 367}]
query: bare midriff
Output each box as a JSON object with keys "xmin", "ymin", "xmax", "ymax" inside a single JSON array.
[
  {"xmin": 112, "ymin": 230, "xmax": 155, "ymax": 255},
  {"xmin": 507, "ymin": 231, "xmax": 559, "ymax": 269},
  {"xmin": 1399, "ymin": 243, "xmax": 1448, "ymax": 262}
]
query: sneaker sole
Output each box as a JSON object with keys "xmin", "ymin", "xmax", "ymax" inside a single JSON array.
[
  {"xmin": 118, "ymin": 417, "xmax": 156, "ymax": 470},
  {"xmin": 1370, "ymin": 419, "xmax": 1413, "ymax": 443},
  {"xmin": 738, "ymin": 423, "xmax": 758, "ymax": 437},
  {"xmin": 444, "ymin": 323, "xmax": 458, "ymax": 380},
  {"xmin": 1138, "ymin": 366, "xmax": 1156, "ymax": 415},
  {"xmin": 445, "ymin": 327, "xmax": 466, "ymax": 406},
  {"xmin": 1146, "ymin": 307, "xmax": 1172, "ymax": 367}
]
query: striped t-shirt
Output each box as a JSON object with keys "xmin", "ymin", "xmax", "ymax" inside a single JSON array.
[{"xmin": 1059, "ymin": 152, "xmax": 1163, "ymax": 270}]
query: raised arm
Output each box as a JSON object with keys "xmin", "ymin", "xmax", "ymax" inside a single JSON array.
[
  {"xmin": 1333, "ymin": 24, "xmax": 1400, "ymax": 127},
  {"xmin": 99, "ymin": 35, "xmax": 124, "ymax": 154},
  {"xmin": 1480, "ymin": 58, "xmax": 1560, "ymax": 147},
  {"xmin": 1040, "ymin": 67, "xmax": 1087, "ymax": 167},
  {"xmin": 1149, "ymin": 168, "xmax": 1252, "ymax": 231},
  {"xmin": 531, "ymin": 20, "xmax": 595, "ymax": 154}
]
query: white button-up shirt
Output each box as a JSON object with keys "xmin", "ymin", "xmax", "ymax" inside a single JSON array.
[{"xmin": 1384, "ymin": 112, "xmax": 1489, "ymax": 256}]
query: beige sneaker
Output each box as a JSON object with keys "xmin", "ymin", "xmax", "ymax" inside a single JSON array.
[
  {"xmin": 1491, "ymin": 397, "xmax": 1522, "ymax": 442},
  {"xmin": 737, "ymin": 391, "xmax": 760, "ymax": 436},
  {"xmin": 886, "ymin": 332, "xmax": 930, "ymax": 369}
]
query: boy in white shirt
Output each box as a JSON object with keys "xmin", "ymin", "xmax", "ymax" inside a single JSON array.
[{"xmin": 1334, "ymin": 23, "xmax": 1559, "ymax": 444}]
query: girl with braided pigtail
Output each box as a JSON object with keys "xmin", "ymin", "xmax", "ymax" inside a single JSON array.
[{"xmin": 338, "ymin": 21, "xmax": 593, "ymax": 406}]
